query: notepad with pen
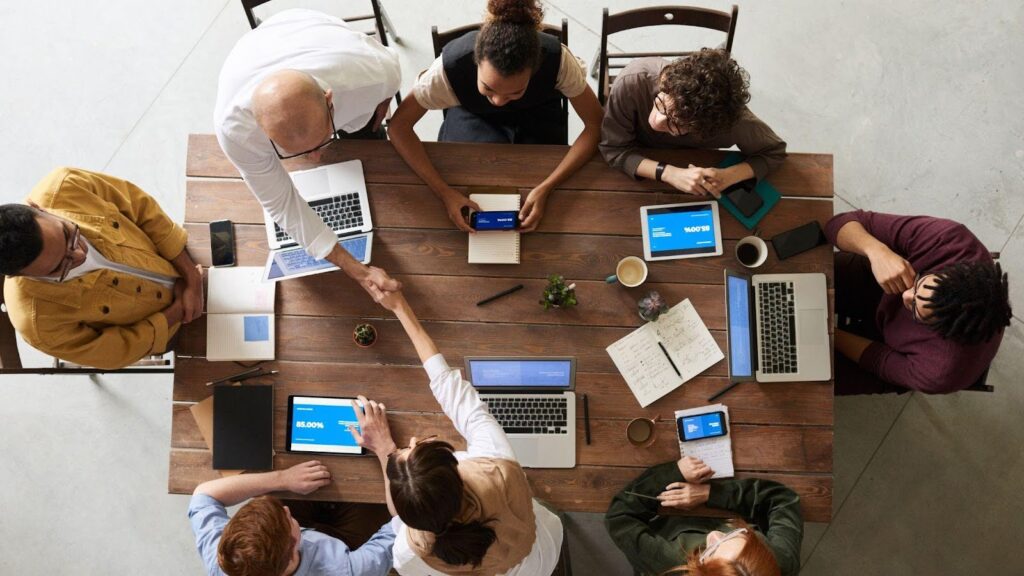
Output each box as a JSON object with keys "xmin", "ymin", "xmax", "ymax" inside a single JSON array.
[{"xmin": 467, "ymin": 188, "xmax": 521, "ymax": 264}]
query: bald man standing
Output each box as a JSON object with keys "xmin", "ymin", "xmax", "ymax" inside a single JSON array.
[{"xmin": 215, "ymin": 9, "xmax": 401, "ymax": 299}]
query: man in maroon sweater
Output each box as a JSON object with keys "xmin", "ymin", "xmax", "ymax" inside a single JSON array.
[{"xmin": 826, "ymin": 210, "xmax": 1012, "ymax": 394}]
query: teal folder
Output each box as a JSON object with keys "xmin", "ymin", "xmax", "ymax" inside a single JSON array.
[{"xmin": 716, "ymin": 152, "xmax": 780, "ymax": 230}]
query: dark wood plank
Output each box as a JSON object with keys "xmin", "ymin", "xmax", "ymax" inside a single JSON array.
[
  {"xmin": 173, "ymin": 358, "xmax": 833, "ymax": 426},
  {"xmin": 186, "ymin": 134, "xmax": 833, "ymax": 197}
]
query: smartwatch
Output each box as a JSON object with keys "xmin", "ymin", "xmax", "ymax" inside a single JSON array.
[{"xmin": 655, "ymin": 162, "xmax": 667, "ymax": 182}]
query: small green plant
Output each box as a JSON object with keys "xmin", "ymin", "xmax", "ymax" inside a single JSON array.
[
  {"xmin": 638, "ymin": 291, "xmax": 669, "ymax": 322},
  {"xmin": 353, "ymin": 323, "xmax": 377, "ymax": 347},
  {"xmin": 540, "ymin": 275, "xmax": 578, "ymax": 309}
]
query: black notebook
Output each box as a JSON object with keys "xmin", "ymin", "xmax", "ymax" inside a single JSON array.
[{"xmin": 213, "ymin": 385, "xmax": 273, "ymax": 470}]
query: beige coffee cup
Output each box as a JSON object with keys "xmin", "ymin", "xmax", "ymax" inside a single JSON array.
[
  {"xmin": 606, "ymin": 256, "xmax": 649, "ymax": 288},
  {"xmin": 626, "ymin": 416, "xmax": 658, "ymax": 447},
  {"xmin": 735, "ymin": 236, "xmax": 768, "ymax": 268}
]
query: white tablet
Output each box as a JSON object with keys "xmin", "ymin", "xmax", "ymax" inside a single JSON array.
[
  {"xmin": 262, "ymin": 232, "xmax": 373, "ymax": 283},
  {"xmin": 641, "ymin": 201, "xmax": 724, "ymax": 261},
  {"xmin": 286, "ymin": 395, "xmax": 365, "ymax": 455}
]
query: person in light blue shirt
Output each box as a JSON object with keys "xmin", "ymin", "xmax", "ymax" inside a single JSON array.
[{"xmin": 188, "ymin": 460, "xmax": 395, "ymax": 576}]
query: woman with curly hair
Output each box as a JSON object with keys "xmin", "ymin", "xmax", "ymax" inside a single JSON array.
[
  {"xmin": 600, "ymin": 49, "xmax": 787, "ymax": 197},
  {"xmin": 389, "ymin": 0, "xmax": 604, "ymax": 233}
]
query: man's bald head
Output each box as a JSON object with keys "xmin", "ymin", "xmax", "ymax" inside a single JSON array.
[{"xmin": 252, "ymin": 70, "xmax": 333, "ymax": 156}]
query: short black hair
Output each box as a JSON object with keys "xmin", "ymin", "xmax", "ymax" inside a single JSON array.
[
  {"xmin": 919, "ymin": 261, "xmax": 1012, "ymax": 345},
  {"xmin": 0, "ymin": 204, "xmax": 44, "ymax": 275}
]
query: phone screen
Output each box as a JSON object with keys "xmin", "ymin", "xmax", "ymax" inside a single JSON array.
[
  {"xmin": 677, "ymin": 411, "xmax": 727, "ymax": 442},
  {"xmin": 210, "ymin": 220, "xmax": 236, "ymax": 267},
  {"xmin": 470, "ymin": 211, "xmax": 518, "ymax": 231}
]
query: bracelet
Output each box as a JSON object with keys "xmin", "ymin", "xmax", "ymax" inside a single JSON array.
[{"xmin": 655, "ymin": 162, "xmax": 667, "ymax": 182}]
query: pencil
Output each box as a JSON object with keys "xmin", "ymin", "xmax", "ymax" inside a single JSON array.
[
  {"xmin": 205, "ymin": 366, "xmax": 262, "ymax": 386},
  {"xmin": 476, "ymin": 284, "xmax": 524, "ymax": 306},
  {"xmin": 707, "ymin": 380, "xmax": 742, "ymax": 402},
  {"xmin": 658, "ymin": 341, "xmax": 681, "ymax": 377}
]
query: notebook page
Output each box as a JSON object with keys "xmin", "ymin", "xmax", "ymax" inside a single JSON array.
[
  {"xmin": 468, "ymin": 193, "xmax": 521, "ymax": 264},
  {"xmin": 208, "ymin": 267, "xmax": 276, "ymax": 314},
  {"xmin": 675, "ymin": 404, "xmax": 734, "ymax": 478}
]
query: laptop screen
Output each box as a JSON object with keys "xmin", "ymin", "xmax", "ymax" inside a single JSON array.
[
  {"xmin": 726, "ymin": 274, "xmax": 754, "ymax": 378},
  {"xmin": 467, "ymin": 358, "xmax": 574, "ymax": 390},
  {"xmin": 264, "ymin": 235, "xmax": 369, "ymax": 282}
]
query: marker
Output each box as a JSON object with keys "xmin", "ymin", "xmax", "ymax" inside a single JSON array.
[
  {"xmin": 476, "ymin": 284, "xmax": 524, "ymax": 306},
  {"xmin": 583, "ymin": 393, "xmax": 591, "ymax": 445},
  {"xmin": 657, "ymin": 341, "xmax": 681, "ymax": 377},
  {"xmin": 707, "ymin": 380, "xmax": 742, "ymax": 402}
]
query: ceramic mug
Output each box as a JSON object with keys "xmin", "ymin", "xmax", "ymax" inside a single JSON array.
[
  {"xmin": 626, "ymin": 416, "xmax": 658, "ymax": 447},
  {"xmin": 605, "ymin": 256, "xmax": 649, "ymax": 288},
  {"xmin": 735, "ymin": 236, "xmax": 768, "ymax": 268}
]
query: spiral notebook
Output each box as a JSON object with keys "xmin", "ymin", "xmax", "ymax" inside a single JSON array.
[{"xmin": 468, "ymin": 190, "xmax": 521, "ymax": 264}]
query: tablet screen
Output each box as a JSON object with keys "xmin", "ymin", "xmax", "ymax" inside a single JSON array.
[
  {"xmin": 287, "ymin": 396, "xmax": 363, "ymax": 455},
  {"xmin": 646, "ymin": 204, "xmax": 719, "ymax": 258}
]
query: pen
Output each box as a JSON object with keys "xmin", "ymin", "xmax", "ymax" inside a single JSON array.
[
  {"xmin": 236, "ymin": 369, "xmax": 279, "ymax": 383},
  {"xmin": 205, "ymin": 366, "xmax": 262, "ymax": 386},
  {"xmin": 624, "ymin": 490, "xmax": 661, "ymax": 502},
  {"xmin": 707, "ymin": 380, "xmax": 742, "ymax": 402},
  {"xmin": 476, "ymin": 284, "xmax": 524, "ymax": 306},
  {"xmin": 583, "ymin": 393, "xmax": 591, "ymax": 445},
  {"xmin": 657, "ymin": 341, "xmax": 681, "ymax": 377}
]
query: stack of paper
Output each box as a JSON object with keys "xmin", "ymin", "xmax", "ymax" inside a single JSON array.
[
  {"xmin": 675, "ymin": 404, "xmax": 734, "ymax": 478},
  {"xmin": 206, "ymin": 267, "xmax": 276, "ymax": 361},
  {"xmin": 468, "ymin": 192, "xmax": 521, "ymax": 264}
]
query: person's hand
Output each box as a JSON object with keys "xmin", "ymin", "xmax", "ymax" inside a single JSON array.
[
  {"xmin": 441, "ymin": 190, "xmax": 481, "ymax": 233},
  {"xmin": 349, "ymin": 394, "xmax": 397, "ymax": 459},
  {"xmin": 518, "ymin": 186, "xmax": 549, "ymax": 232},
  {"xmin": 359, "ymin": 266, "xmax": 402, "ymax": 303},
  {"xmin": 867, "ymin": 245, "xmax": 916, "ymax": 294},
  {"xmin": 677, "ymin": 456, "xmax": 715, "ymax": 483},
  {"xmin": 658, "ymin": 482, "xmax": 711, "ymax": 510},
  {"xmin": 661, "ymin": 164, "xmax": 718, "ymax": 197},
  {"xmin": 376, "ymin": 289, "xmax": 407, "ymax": 313},
  {"xmin": 277, "ymin": 460, "xmax": 332, "ymax": 495},
  {"xmin": 180, "ymin": 264, "xmax": 205, "ymax": 324},
  {"xmin": 697, "ymin": 168, "xmax": 728, "ymax": 197}
]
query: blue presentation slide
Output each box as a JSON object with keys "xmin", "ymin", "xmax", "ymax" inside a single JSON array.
[
  {"xmin": 470, "ymin": 360, "xmax": 572, "ymax": 388},
  {"xmin": 727, "ymin": 275, "xmax": 753, "ymax": 377},
  {"xmin": 289, "ymin": 397, "xmax": 362, "ymax": 454},
  {"xmin": 267, "ymin": 236, "xmax": 367, "ymax": 280},
  {"xmin": 647, "ymin": 206, "xmax": 717, "ymax": 255},
  {"xmin": 680, "ymin": 412, "xmax": 726, "ymax": 441}
]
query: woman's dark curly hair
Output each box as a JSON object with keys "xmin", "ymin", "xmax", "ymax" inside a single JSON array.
[
  {"xmin": 658, "ymin": 48, "xmax": 751, "ymax": 138},
  {"xmin": 919, "ymin": 261, "xmax": 1012, "ymax": 345},
  {"xmin": 474, "ymin": 0, "xmax": 545, "ymax": 76}
]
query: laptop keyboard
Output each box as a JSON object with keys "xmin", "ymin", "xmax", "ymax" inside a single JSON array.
[
  {"xmin": 756, "ymin": 281, "xmax": 798, "ymax": 374},
  {"xmin": 481, "ymin": 395, "xmax": 569, "ymax": 435},
  {"xmin": 274, "ymin": 192, "xmax": 363, "ymax": 244}
]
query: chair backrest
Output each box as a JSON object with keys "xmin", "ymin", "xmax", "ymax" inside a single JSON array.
[
  {"xmin": 597, "ymin": 4, "xmax": 738, "ymax": 105},
  {"xmin": 240, "ymin": 0, "xmax": 390, "ymax": 46}
]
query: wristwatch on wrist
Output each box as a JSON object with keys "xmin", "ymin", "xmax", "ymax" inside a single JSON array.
[{"xmin": 655, "ymin": 162, "xmax": 667, "ymax": 182}]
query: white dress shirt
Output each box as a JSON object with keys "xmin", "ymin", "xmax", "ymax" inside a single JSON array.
[
  {"xmin": 390, "ymin": 354, "xmax": 564, "ymax": 576},
  {"xmin": 214, "ymin": 9, "xmax": 401, "ymax": 259}
]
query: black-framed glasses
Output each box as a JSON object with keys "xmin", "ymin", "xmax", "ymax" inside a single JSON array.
[
  {"xmin": 269, "ymin": 99, "xmax": 339, "ymax": 160},
  {"xmin": 654, "ymin": 94, "xmax": 686, "ymax": 135},
  {"xmin": 56, "ymin": 223, "xmax": 81, "ymax": 283}
]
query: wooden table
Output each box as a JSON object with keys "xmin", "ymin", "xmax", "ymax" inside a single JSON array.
[{"xmin": 171, "ymin": 135, "xmax": 834, "ymax": 522}]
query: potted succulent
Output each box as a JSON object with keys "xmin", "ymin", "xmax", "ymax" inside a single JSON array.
[
  {"xmin": 638, "ymin": 290, "xmax": 669, "ymax": 322},
  {"xmin": 353, "ymin": 323, "xmax": 378, "ymax": 348},
  {"xmin": 540, "ymin": 275, "xmax": 578, "ymax": 309}
]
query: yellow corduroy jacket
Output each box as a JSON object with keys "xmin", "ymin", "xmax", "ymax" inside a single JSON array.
[{"xmin": 3, "ymin": 167, "xmax": 188, "ymax": 369}]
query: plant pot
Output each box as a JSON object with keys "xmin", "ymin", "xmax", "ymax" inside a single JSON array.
[{"xmin": 353, "ymin": 325, "xmax": 377, "ymax": 348}]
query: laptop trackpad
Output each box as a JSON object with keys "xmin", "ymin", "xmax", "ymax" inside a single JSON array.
[{"xmin": 798, "ymin": 311, "xmax": 827, "ymax": 346}]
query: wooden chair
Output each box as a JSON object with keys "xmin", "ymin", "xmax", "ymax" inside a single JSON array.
[
  {"xmin": 240, "ymin": 0, "xmax": 399, "ymax": 46},
  {"xmin": 430, "ymin": 19, "xmax": 570, "ymax": 144},
  {"xmin": 596, "ymin": 4, "xmax": 738, "ymax": 105}
]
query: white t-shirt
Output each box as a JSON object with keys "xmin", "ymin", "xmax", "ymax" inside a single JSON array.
[{"xmin": 214, "ymin": 9, "xmax": 401, "ymax": 259}]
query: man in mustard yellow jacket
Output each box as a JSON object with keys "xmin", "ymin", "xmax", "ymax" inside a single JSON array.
[{"xmin": 0, "ymin": 167, "xmax": 204, "ymax": 369}]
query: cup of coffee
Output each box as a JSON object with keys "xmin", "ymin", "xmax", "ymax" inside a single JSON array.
[
  {"xmin": 735, "ymin": 236, "xmax": 768, "ymax": 268},
  {"xmin": 606, "ymin": 256, "xmax": 649, "ymax": 287},
  {"xmin": 626, "ymin": 416, "xmax": 658, "ymax": 447}
]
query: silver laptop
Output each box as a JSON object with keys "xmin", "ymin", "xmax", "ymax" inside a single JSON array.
[
  {"xmin": 465, "ymin": 357, "xmax": 577, "ymax": 469},
  {"xmin": 724, "ymin": 270, "xmax": 831, "ymax": 383},
  {"xmin": 264, "ymin": 160, "xmax": 373, "ymax": 250}
]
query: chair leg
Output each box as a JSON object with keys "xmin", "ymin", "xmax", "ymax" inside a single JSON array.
[{"xmin": 378, "ymin": 1, "xmax": 400, "ymax": 43}]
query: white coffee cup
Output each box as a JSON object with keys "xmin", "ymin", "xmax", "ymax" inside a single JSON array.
[
  {"xmin": 735, "ymin": 236, "xmax": 768, "ymax": 268},
  {"xmin": 606, "ymin": 256, "xmax": 649, "ymax": 287}
]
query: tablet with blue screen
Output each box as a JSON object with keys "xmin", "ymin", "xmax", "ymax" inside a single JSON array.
[
  {"xmin": 640, "ymin": 201, "xmax": 723, "ymax": 261},
  {"xmin": 286, "ymin": 395, "xmax": 365, "ymax": 455},
  {"xmin": 263, "ymin": 232, "xmax": 373, "ymax": 283}
]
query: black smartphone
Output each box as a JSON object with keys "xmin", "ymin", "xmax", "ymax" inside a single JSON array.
[
  {"xmin": 209, "ymin": 219, "xmax": 236, "ymax": 267},
  {"xmin": 771, "ymin": 221, "xmax": 827, "ymax": 260},
  {"xmin": 677, "ymin": 411, "xmax": 728, "ymax": 442},
  {"xmin": 721, "ymin": 178, "xmax": 763, "ymax": 218},
  {"xmin": 470, "ymin": 210, "xmax": 519, "ymax": 231}
]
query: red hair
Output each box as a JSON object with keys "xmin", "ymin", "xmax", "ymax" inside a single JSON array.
[
  {"xmin": 663, "ymin": 521, "xmax": 781, "ymax": 576},
  {"xmin": 217, "ymin": 495, "xmax": 295, "ymax": 576}
]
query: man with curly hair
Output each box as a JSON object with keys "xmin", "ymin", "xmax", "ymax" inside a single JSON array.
[
  {"xmin": 826, "ymin": 210, "xmax": 1012, "ymax": 394},
  {"xmin": 600, "ymin": 49, "xmax": 787, "ymax": 195}
]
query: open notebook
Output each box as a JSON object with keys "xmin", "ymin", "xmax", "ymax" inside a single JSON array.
[
  {"xmin": 206, "ymin": 267, "xmax": 276, "ymax": 361},
  {"xmin": 468, "ymin": 190, "xmax": 521, "ymax": 264},
  {"xmin": 675, "ymin": 404, "xmax": 734, "ymax": 478}
]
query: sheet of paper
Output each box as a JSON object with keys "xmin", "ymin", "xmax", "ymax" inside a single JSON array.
[
  {"xmin": 207, "ymin": 267, "xmax": 276, "ymax": 314},
  {"xmin": 207, "ymin": 314, "xmax": 275, "ymax": 362},
  {"xmin": 675, "ymin": 404, "xmax": 734, "ymax": 478},
  {"xmin": 468, "ymin": 193, "xmax": 521, "ymax": 264},
  {"xmin": 606, "ymin": 299, "xmax": 724, "ymax": 407}
]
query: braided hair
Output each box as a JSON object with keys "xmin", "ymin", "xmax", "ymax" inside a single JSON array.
[{"xmin": 919, "ymin": 261, "xmax": 1012, "ymax": 345}]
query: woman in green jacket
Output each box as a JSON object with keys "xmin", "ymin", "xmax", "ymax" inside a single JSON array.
[{"xmin": 605, "ymin": 457, "xmax": 803, "ymax": 576}]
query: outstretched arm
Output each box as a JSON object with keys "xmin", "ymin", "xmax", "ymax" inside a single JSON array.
[{"xmin": 193, "ymin": 461, "xmax": 331, "ymax": 507}]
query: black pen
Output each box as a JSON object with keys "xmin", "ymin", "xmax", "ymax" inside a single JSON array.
[
  {"xmin": 707, "ymin": 380, "xmax": 742, "ymax": 402},
  {"xmin": 657, "ymin": 341, "xmax": 681, "ymax": 377},
  {"xmin": 476, "ymin": 284, "xmax": 524, "ymax": 306},
  {"xmin": 583, "ymin": 393, "xmax": 591, "ymax": 445},
  {"xmin": 205, "ymin": 366, "xmax": 262, "ymax": 387},
  {"xmin": 236, "ymin": 369, "xmax": 279, "ymax": 383},
  {"xmin": 624, "ymin": 490, "xmax": 661, "ymax": 502}
]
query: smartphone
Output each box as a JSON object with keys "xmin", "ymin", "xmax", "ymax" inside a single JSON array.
[
  {"xmin": 470, "ymin": 210, "xmax": 519, "ymax": 231},
  {"xmin": 677, "ymin": 411, "xmax": 728, "ymax": 442},
  {"xmin": 721, "ymin": 178, "xmax": 763, "ymax": 218},
  {"xmin": 209, "ymin": 219, "xmax": 236, "ymax": 267},
  {"xmin": 770, "ymin": 221, "xmax": 827, "ymax": 260}
]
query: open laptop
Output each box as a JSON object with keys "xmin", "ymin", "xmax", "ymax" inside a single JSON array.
[
  {"xmin": 724, "ymin": 270, "xmax": 831, "ymax": 383},
  {"xmin": 465, "ymin": 356, "xmax": 577, "ymax": 469}
]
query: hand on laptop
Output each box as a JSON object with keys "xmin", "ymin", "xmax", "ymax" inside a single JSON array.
[
  {"xmin": 277, "ymin": 460, "xmax": 332, "ymax": 495},
  {"xmin": 658, "ymin": 481, "xmax": 711, "ymax": 510},
  {"xmin": 677, "ymin": 456, "xmax": 715, "ymax": 483},
  {"xmin": 441, "ymin": 189, "xmax": 481, "ymax": 234},
  {"xmin": 349, "ymin": 394, "xmax": 397, "ymax": 459},
  {"xmin": 867, "ymin": 245, "xmax": 916, "ymax": 294}
]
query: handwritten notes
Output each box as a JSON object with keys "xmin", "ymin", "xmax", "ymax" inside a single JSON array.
[
  {"xmin": 606, "ymin": 299, "xmax": 724, "ymax": 407},
  {"xmin": 676, "ymin": 404, "xmax": 734, "ymax": 478}
]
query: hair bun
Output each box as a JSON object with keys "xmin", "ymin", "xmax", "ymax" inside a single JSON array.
[{"xmin": 487, "ymin": 0, "xmax": 543, "ymax": 26}]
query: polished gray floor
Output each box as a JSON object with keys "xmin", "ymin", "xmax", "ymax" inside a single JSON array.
[{"xmin": 1, "ymin": 1, "xmax": 1021, "ymax": 574}]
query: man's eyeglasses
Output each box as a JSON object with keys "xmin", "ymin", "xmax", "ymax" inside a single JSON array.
[
  {"xmin": 56, "ymin": 223, "xmax": 81, "ymax": 283},
  {"xmin": 654, "ymin": 94, "xmax": 686, "ymax": 135},
  {"xmin": 699, "ymin": 528, "xmax": 748, "ymax": 564},
  {"xmin": 269, "ymin": 99, "xmax": 339, "ymax": 160}
]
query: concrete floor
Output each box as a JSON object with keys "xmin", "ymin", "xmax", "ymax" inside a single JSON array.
[{"xmin": 0, "ymin": 1, "xmax": 1021, "ymax": 574}]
